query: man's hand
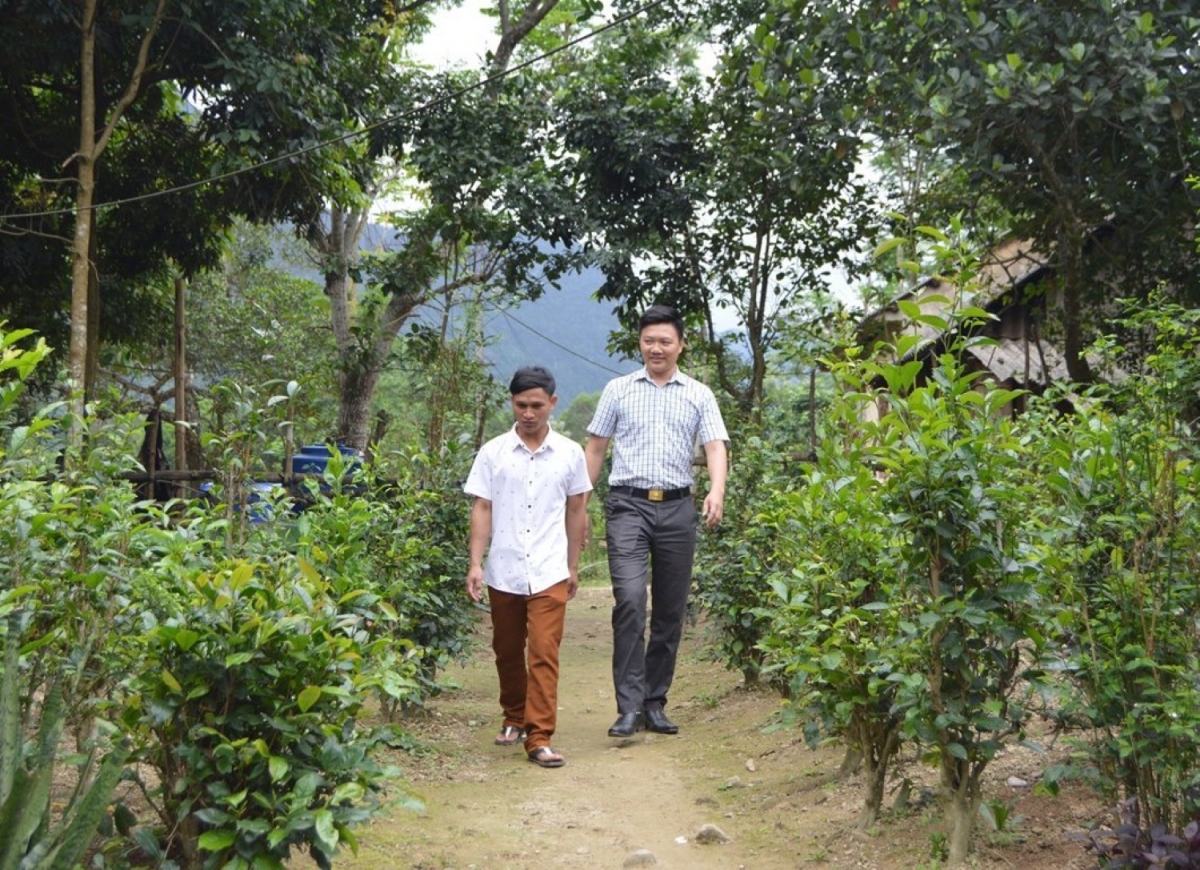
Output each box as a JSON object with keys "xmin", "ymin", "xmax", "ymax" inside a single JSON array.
[
  {"xmin": 701, "ymin": 491, "xmax": 724, "ymax": 529},
  {"xmin": 466, "ymin": 565, "xmax": 485, "ymax": 602},
  {"xmin": 701, "ymin": 439, "xmax": 728, "ymax": 530},
  {"xmin": 567, "ymin": 569, "xmax": 579, "ymax": 600}
]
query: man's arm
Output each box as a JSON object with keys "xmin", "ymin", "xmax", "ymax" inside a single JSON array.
[
  {"xmin": 564, "ymin": 492, "xmax": 588, "ymax": 600},
  {"xmin": 584, "ymin": 435, "xmax": 610, "ymax": 487},
  {"xmin": 466, "ymin": 497, "xmax": 492, "ymax": 602},
  {"xmin": 701, "ymin": 439, "xmax": 728, "ymax": 529}
]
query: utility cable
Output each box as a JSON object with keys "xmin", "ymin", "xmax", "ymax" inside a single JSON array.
[{"xmin": 497, "ymin": 306, "xmax": 626, "ymax": 375}]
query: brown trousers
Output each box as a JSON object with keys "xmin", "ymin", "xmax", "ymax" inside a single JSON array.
[{"xmin": 487, "ymin": 580, "xmax": 569, "ymax": 750}]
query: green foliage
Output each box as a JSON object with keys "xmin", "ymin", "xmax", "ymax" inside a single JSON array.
[
  {"xmin": 118, "ymin": 557, "xmax": 406, "ymax": 870},
  {"xmin": 870, "ymin": 337, "xmax": 1053, "ymax": 864},
  {"xmin": 383, "ymin": 300, "xmax": 505, "ymax": 455},
  {"xmin": 0, "ymin": 324, "xmax": 477, "ymax": 869},
  {"xmin": 0, "ymin": 324, "xmax": 52, "ymax": 417},
  {"xmin": 758, "ymin": 447, "xmax": 911, "ymax": 829},
  {"xmin": 556, "ymin": 9, "xmax": 871, "ymax": 412},
  {"xmin": 788, "ymin": 0, "xmax": 1200, "ymax": 376},
  {"xmin": 1, "ymin": 328, "xmax": 135, "ymax": 870},
  {"xmin": 369, "ymin": 445, "xmax": 475, "ymax": 706},
  {"xmin": 978, "ymin": 798, "xmax": 1021, "ymax": 835},
  {"xmin": 187, "ymin": 221, "xmax": 338, "ymax": 430},
  {"xmin": 1038, "ymin": 299, "xmax": 1200, "ymax": 831},
  {"xmin": 0, "ymin": 0, "xmax": 414, "ymax": 356},
  {"xmin": 0, "ymin": 615, "xmax": 131, "ymax": 870},
  {"xmin": 693, "ymin": 431, "xmax": 798, "ymax": 688},
  {"xmin": 556, "ymin": 390, "xmax": 599, "ymax": 443}
]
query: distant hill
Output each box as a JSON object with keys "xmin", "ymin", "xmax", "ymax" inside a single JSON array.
[{"xmin": 478, "ymin": 269, "xmax": 633, "ymax": 412}]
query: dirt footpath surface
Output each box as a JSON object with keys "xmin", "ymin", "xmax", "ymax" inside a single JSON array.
[{"xmin": 296, "ymin": 587, "xmax": 1109, "ymax": 870}]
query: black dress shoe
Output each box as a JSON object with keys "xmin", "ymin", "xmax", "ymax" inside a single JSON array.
[
  {"xmin": 607, "ymin": 712, "xmax": 644, "ymax": 738},
  {"xmin": 643, "ymin": 707, "xmax": 679, "ymax": 735}
]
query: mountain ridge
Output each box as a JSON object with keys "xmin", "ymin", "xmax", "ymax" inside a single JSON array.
[{"xmin": 479, "ymin": 271, "xmax": 632, "ymax": 411}]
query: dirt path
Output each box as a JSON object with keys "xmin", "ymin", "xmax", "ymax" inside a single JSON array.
[{"xmin": 301, "ymin": 586, "xmax": 1105, "ymax": 870}]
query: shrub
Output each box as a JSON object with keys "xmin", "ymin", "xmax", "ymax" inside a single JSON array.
[
  {"xmin": 1, "ymin": 325, "xmax": 134, "ymax": 869},
  {"xmin": 117, "ymin": 556, "xmax": 411, "ymax": 870},
  {"xmin": 761, "ymin": 463, "xmax": 912, "ymax": 830},
  {"xmin": 694, "ymin": 432, "xmax": 798, "ymax": 688},
  {"xmin": 1042, "ymin": 300, "xmax": 1200, "ymax": 832}
]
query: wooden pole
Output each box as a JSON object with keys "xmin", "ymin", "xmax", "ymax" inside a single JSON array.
[{"xmin": 174, "ymin": 275, "xmax": 188, "ymax": 497}]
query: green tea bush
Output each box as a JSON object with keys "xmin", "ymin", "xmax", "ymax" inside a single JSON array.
[
  {"xmin": 871, "ymin": 341, "xmax": 1056, "ymax": 865},
  {"xmin": 759, "ymin": 441, "xmax": 912, "ymax": 829},
  {"xmin": 1, "ymin": 326, "xmax": 132, "ymax": 870},
  {"xmin": 1039, "ymin": 299, "xmax": 1200, "ymax": 832},
  {"xmin": 694, "ymin": 432, "xmax": 799, "ymax": 688},
  {"xmin": 369, "ymin": 443, "xmax": 475, "ymax": 707},
  {"xmin": 757, "ymin": 284, "xmax": 1061, "ymax": 862},
  {"xmin": 1, "ymin": 328, "xmax": 479, "ymax": 869},
  {"xmin": 116, "ymin": 556, "xmax": 409, "ymax": 870}
]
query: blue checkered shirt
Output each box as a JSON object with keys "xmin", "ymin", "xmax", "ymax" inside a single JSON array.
[{"xmin": 587, "ymin": 367, "xmax": 728, "ymax": 489}]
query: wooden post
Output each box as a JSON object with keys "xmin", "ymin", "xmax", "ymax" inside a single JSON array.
[{"xmin": 174, "ymin": 275, "xmax": 188, "ymax": 498}]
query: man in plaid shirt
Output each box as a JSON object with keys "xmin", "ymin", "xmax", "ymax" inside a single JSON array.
[{"xmin": 585, "ymin": 304, "xmax": 729, "ymax": 738}]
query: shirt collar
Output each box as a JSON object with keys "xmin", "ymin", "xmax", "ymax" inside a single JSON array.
[
  {"xmin": 635, "ymin": 366, "xmax": 684, "ymax": 386},
  {"xmin": 505, "ymin": 422, "xmax": 556, "ymax": 453}
]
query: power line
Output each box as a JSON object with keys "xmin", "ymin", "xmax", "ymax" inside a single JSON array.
[
  {"xmin": 497, "ymin": 306, "xmax": 626, "ymax": 375},
  {"xmin": 0, "ymin": 0, "xmax": 666, "ymax": 223}
]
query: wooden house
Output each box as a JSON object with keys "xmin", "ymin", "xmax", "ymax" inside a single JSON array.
[{"xmin": 854, "ymin": 238, "xmax": 1087, "ymax": 417}]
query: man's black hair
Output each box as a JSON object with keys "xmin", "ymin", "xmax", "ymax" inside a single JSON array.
[
  {"xmin": 639, "ymin": 304, "xmax": 685, "ymax": 339},
  {"xmin": 509, "ymin": 365, "xmax": 556, "ymax": 396}
]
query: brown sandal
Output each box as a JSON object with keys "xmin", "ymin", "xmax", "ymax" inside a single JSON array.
[
  {"xmin": 494, "ymin": 725, "xmax": 525, "ymax": 746},
  {"xmin": 527, "ymin": 746, "xmax": 566, "ymax": 768}
]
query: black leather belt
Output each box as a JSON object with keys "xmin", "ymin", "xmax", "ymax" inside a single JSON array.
[{"xmin": 610, "ymin": 485, "xmax": 691, "ymax": 502}]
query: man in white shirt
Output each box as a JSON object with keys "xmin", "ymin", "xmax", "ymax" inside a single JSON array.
[
  {"xmin": 465, "ymin": 366, "xmax": 592, "ymax": 768},
  {"xmin": 585, "ymin": 305, "xmax": 729, "ymax": 739}
]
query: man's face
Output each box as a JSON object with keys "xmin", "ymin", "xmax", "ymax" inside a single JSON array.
[
  {"xmin": 639, "ymin": 322, "xmax": 683, "ymax": 378},
  {"xmin": 511, "ymin": 387, "xmax": 557, "ymax": 436}
]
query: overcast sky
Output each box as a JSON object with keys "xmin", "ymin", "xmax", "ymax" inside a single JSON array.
[{"xmin": 409, "ymin": 0, "xmax": 496, "ymax": 68}]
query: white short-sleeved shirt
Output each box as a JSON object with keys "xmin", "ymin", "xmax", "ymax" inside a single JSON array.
[
  {"xmin": 463, "ymin": 425, "xmax": 592, "ymax": 595},
  {"xmin": 587, "ymin": 368, "xmax": 729, "ymax": 489}
]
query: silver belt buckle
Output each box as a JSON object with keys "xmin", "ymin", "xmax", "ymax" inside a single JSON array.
[{"xmin": 648, "ymin": 488, "xmax": 664, "ymax": 502}]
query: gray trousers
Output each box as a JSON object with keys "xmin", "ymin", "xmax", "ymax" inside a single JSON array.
[{"xmin": 605, "ymin": 491, "xmax": 698, "ymax": 713}]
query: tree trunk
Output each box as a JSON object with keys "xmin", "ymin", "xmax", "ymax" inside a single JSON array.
[
  {"xmin": 85, "ymin": 218, "xmax": 102, "ymax": 403},
  {"xmin": 174, "ymin": 275, "xmax": 189, "ymax": 495},
  {"xmin": 1058, "ymin": 225, "xmax": 1093, "ymax": 384},
  {"xmin": 315, "ymin": 205, "xmax": 380, "ymax": 451},
  {"xmin": 67, "ymin": 0, "xmax": 100, "ymax": 444},
  {"xmin": 336, "ymin": 362, "xmax": 382, "ymax": 451},
  {"xmin": 941, "ymin": 755, "xmax": 981, "ymax": 866},
  {"xmin": 854, "ymin": 712, "xmax": 903, "ymax": 830},
  {"xmin": 67, "ymin": 0, "xmax": 165, "ymax": 444}
]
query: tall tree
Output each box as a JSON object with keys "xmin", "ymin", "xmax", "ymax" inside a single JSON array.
[
  {"xmin": 0, "ymin": 0, "xmax": 443, "ymax": 435},
  {"xmin": 765, "ymin": 0, "xmax": 1200, "ymax": 381},
  {"xmin": 555, "ymin": 14, "xmax": 871, "ymax": 414},
  {"xmin": 306, "ymin": 0, "xmax": 596, "ymax": 450}
]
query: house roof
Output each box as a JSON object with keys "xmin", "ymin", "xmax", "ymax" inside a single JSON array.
[
  {"xmin": 856, "ymin": 238, "xmax": 1054, "ymax": 355},
  {"xmin": 964, "ymin": 337, "xmax": 1071, "ymax": 385},
  {"xmin": 852, "ymin": 238, "xmax": 1081, "ymax": 388},
  {"xmin": 972, "ymin": 238, "xmax": 1051, "ymax": 306},
  {"xmin": 861, "ymin": 238, "xmax": 1050, "ymax": 327}
]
